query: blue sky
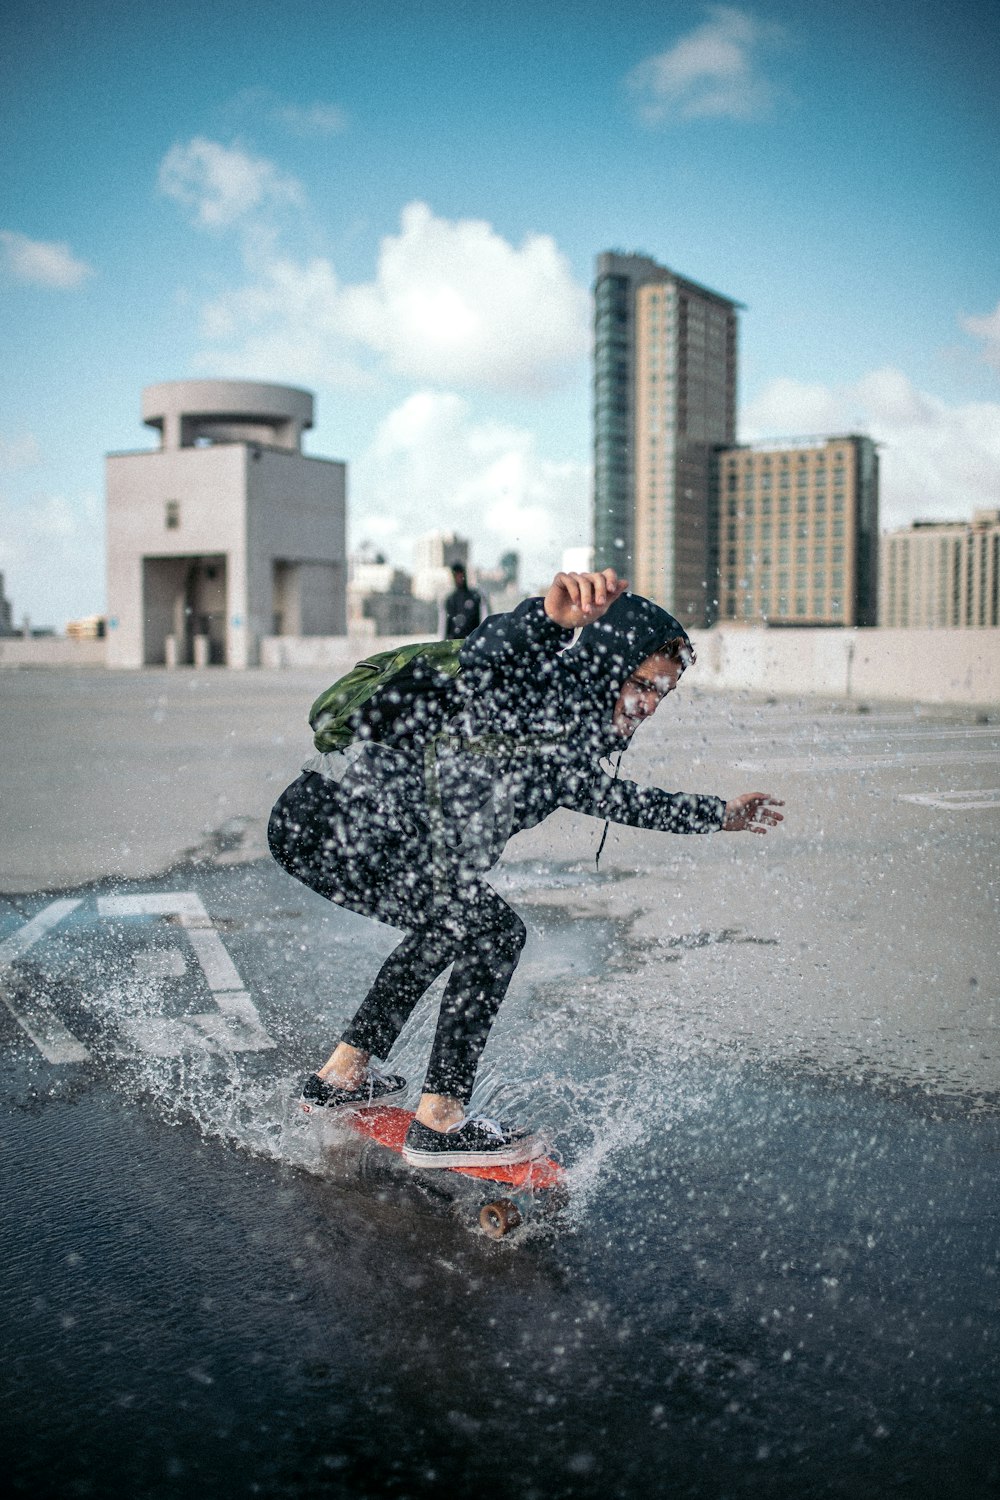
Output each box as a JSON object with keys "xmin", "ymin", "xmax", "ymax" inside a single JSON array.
[{"xmin": 2, "ymin": 0, "xmax": 998, "ymax": 627}]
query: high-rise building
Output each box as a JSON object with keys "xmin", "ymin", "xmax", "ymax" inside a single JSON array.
[
  {"xmin": 592, "ymin": 251, "xmax": 740, "ymax": 626},
  {"xmin": 880, "ymin": 509, "xmax": 1000, "ymax": 628},
  {"xmin": 714, "ymin": 436, "xmax": 879, "ymax": 627}
]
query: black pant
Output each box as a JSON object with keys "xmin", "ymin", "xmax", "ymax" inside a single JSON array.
[{"xmin": 267, "ymin": 773, "xmax": 526, "ymax": 1103}]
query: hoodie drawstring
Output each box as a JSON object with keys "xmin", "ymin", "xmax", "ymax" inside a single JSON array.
[{"xmin": 595, "ymin": 749, "xmax": 624, "ymax": 870}]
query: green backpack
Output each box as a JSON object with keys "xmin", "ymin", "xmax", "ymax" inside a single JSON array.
[{"xmin": 309, "ymin": 639, "xmax": 465, "ymax": 753}]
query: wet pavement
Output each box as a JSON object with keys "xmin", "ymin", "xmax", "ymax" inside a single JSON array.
[{"xmin": 1, "ymin": 670, "xmax": 998, "ymax": 1498}]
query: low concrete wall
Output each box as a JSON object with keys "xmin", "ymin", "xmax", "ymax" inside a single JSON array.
[
  {"xmin": 262, "ymin": 626, "xmax": 999, "ymax": 706},
  {"xmin": 259, "ymin": 634, "xmax": 430, "ymax": 672},
  {"xmin": 695, "ymin": 626, "xmax": 1000, "ymax": 706},
  {"xmin": 0, "ymin": 638, "xmax": 107, "ymax": 669},
  {"xmin": 8, "ymin": 628, "xmax": 992, "ymax": 705}
]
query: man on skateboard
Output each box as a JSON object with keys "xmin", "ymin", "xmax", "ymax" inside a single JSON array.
[{"xmin": 268, "ymin": 569, "xmax": 783, "ymax": 1170}]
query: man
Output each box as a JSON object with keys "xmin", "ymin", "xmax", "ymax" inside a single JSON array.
[
  {"xmin": 268, "ymin": 569, "xmax": 783, "ymax": 1169},
  {"xmin": 441, "ymin": 562, "xmax": 483, "ymax": 638}
]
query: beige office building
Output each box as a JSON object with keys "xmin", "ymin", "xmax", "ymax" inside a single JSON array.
[
  {"xmin": 106, "ymin": 380, "xmax": 346, "ymax": 668},
  {"xmin": 880, "ymin": 509, "xmax": 1000, "ymax": 627},
  {"xmin": 715, "ymin": 435, "xmax": 879, "ymax": 626}
]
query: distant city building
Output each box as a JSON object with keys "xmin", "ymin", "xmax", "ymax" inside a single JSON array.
[
  {"xmin": 714, "ymin": 436, "xmax": 879, "ymax": 627},
  {"xmin": 476, "ymin": 551, "xmax": 523, "ymax": 615},
  {"xmin": 106, "ymin": 380, "xmax": 346, "ymax": 668},
  {"xmin": 412, "ymin": 530, "xmax": 470, "ymax": 604},
  {"xmin": 0, "ymin": 572, "xmax": 14, "ymax": 636},
  {"xmin": 880, "ymin": 509, "xmax": 1000, "ymax": 628},
  {"xmin": 346, "ymin": 553, "xmax": 435, "ymax": 636},
  {"xmin": 592, "ymin": 251, "xmax": 740, "ymax": 626},
  {"xmin": 66, "ymin": 614, "xmax": 107, "ymax": 640}
]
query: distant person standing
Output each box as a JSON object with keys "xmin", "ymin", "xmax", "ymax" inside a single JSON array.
[{"xmin": 442, "ymin": 563, "xmax": 483, "ymax": 639}]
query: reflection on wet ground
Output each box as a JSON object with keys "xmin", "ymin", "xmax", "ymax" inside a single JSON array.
[{"xmin": 3, "ymin": 1052, "xmax": 997, "ymax": 1499}]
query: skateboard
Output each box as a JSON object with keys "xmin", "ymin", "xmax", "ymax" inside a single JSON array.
[{"xmin": 303, "ymin": 1101, "xmax": 566, "ymax": 1239}]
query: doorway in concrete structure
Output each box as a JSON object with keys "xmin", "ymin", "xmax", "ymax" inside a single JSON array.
[{"xmin": 142, "ymin": 555, "xmax": 228, "ymax": 666}]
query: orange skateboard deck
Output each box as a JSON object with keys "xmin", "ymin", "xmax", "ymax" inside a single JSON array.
[{"xmin": 304, "ymin": 1101, "xmax": 566, "ymax": 1237}]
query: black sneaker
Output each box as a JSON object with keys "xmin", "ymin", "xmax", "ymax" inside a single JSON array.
[
  {"xmin": 402, "ymin": 1115, "xmax": 545, "ymax": 1169},
  {"xmin": 300, "ymin": 1068, "xmax": 406, "ymax": 1111}
]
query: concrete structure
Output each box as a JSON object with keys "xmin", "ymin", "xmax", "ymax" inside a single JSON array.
[
  {"xmin": 880, "ymin": 509, "xmax": 1000, "ymax": 628},
  {"xmin": 592, "ymin": 251, "xmax": 740, "ymax": 625},
  {"xmin": 715, "ymin": 435, "xmax": 879, "ymax": 627},
  {"xmin": 106, "ymin": 380, "xmax": 346, "ymax": 669}
]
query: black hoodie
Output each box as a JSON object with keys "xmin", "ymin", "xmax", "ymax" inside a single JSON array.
[{"xmin": 322, "ymin": 593, "xmax": 725, "ymax": 876}]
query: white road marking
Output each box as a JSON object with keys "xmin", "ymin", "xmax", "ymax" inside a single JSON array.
[
  {"xmin": 0, "ymin": 899, "xmax": 91, "ymax": 1063},
  {"xmin": 96, "ymin": 891, "xmax": 275, "ymax": 1054},
  {"xmin": 0, "ymin": 899, "xmax": 83, "ymax": 965},
  {"xmin": 900, "ymin": 789, "xmax": 1000, "ymax": 810}
]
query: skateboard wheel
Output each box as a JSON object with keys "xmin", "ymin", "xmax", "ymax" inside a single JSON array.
[{"xmin": 480, "ymin": 1198, "xmax": 521, "ymax": 1239}]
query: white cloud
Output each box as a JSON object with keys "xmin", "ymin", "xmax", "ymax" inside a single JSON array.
[
  {"xmin": 193, "ymin": 252, "xmax": 372, "ymax": 386},
  {"xmin": 226, "ymin": 88, "xmax": 349, "ymax": 138},
  {"xmin": 628, "ymin": 5, "xmax": 787, "ymax": 124},
  {"xmin": 157, "ymin": 137, "xmax": 304, "ymax": 229},
  {"xmin": 962, "ymin": 301, "xmax": 1000, "ymax": 372},
  {"xmin": 352, "ymin": 391, "xmax": 590, "ymax": 586},
  {"xmin": 274, "ymin": 101, "xmax": 348, "ymax": 137},
  {"xmin": 0, "ymin": 229, "xmax": 94, "ymax": 289},
  {"xmin": 339, "ymin": 202, "xmax": 589, "ymax": 391},
  {"xmin": 190, "ymin": 200, "xmax": 589, "ymax": 395},
  {"xmin": 742, "ymin": 367, "xmax": 1000, "ymax": 528}
]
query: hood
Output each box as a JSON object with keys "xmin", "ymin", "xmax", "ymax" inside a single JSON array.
[
  {"xmin": 559, "ymin": 592, "xmax": 692, "ymax": 725},
  {"xmin": 560, "ymin": 591, "xmax": 692, "ymax": 744}
]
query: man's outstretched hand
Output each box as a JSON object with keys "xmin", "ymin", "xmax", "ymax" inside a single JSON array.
[
  {"xmin": 544, "ymin": 569, "xmax": 629, "ymax": 630},
  {"xmin": 722, "ymin": 793, "xmax": 785, "ymax": 834}
]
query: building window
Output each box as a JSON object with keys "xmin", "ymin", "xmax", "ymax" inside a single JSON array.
[{"xmin": 165, "ymin": 499, "xmax": 180, "ymax": 529}]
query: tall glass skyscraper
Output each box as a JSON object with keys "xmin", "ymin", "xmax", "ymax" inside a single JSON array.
[{"xmin": 592, "ymin": 251, "xmax": 740, "ymax": 627}]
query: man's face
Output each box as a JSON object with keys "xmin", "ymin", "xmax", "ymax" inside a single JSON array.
[{"xmin": 611, "ymin": 651, "xmax": 684, "ymax": 739}]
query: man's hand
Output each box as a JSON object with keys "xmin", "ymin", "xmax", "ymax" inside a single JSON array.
[
  {"xmin": 721, "ymin": 792, "xmax": 785, "ymax": 834},
  {"xmin": 544, "ymin": 569, "xmax": 629, "ymax": 629}
]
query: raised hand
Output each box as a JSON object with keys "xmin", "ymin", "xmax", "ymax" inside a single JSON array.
[
  {"xmin": 721, "ymin": 793, "xmax": 785, "ymax": 834},
  {"xmin": 543, "ymin": 569, "xmax": 629, "ymax": 630}
]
